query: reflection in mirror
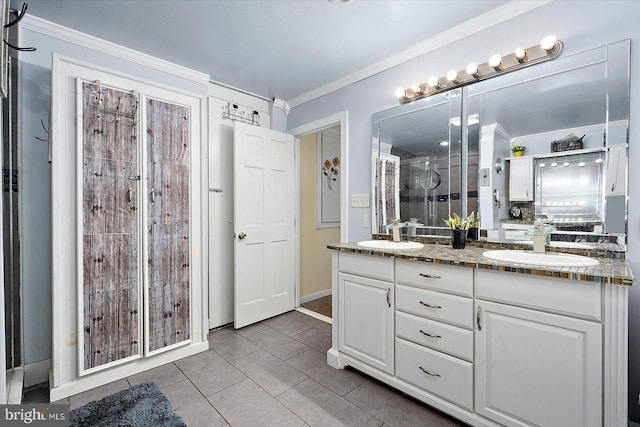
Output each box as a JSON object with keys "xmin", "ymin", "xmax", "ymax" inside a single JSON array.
[
  {"xmin": 534, "ymin": 150, "xmax": 605, "ymax": 224},
  {"xmin": 372, "ymin": 90, "xmax": 465, "ymax": 236},
  {"xmin": 371, "ymin": 39, "xmax": 629, "ymax": 248},
  {"xmin": 471, "ymin": 39, "xmax": 629, "ymax": 246}
]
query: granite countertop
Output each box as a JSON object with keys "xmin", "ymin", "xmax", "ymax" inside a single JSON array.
[{"xmin": 328, "ymin": 241, "xmax": 634, "ymax": 286}]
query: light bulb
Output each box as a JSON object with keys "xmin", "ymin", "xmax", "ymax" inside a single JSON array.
[
  {"xmin": 489, "ymin": 54, "xmax": 502, "ymax": 70},
  {"xmin": 410, "ymin": 84, "xmax": 422, "ymax": 94},
  {"xmin": 395, "ymin": 88, "xmax": 406, "ymax": 98},
  {"xmin": 595, "ymin": 158, "xmax": 603, "ymax": 163},
  {"xmin": 563, "ymin": 161, "xmax": 570, "ymax": 167},
  {"xmin": 541, "ymin": 35, "xmax": 557, "ymax": 52},
  {"xmin": 446, "ymin": 70, "xmax": 458, "ymax": 82},
  {"xmin": 466, "ymin": 63, "xmax": 478, "ymax": 77},
  {"xmin": 539, "ymin": 162, "xmax": 546, "ymax": 168},
  {"xmin": 440, "ymin": 141, "xmax": 449, "ymax": 146},
  {"xmin": 427, "ymin": 76, "xmax": 439, "ymax": 88},
  {"xmin": 551, "ymin": 161, "xmax": 558, "ymax": 167},
  {"xmin": 515, "ymin": 47, "xmax": 527, "ymax": 62},
  {"xmin": 578, "ymin": 161, "xmax": 586, "ymax": 167}
]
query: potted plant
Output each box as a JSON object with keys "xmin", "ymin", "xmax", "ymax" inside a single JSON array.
[
  {"xmin": 444, "ymin": 212, "xmax": 469, "ymax": 249},
  {"xmin": 511, "ymin": 144, "xmax": 526, "ymax": 157},
  {"xmin": 466, "ymin": 211, "xmax": 480, "ymax": 241}
]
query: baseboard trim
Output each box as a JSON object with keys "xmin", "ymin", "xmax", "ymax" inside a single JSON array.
[
  {"xmin": 300, "ymin": 289, "xmax": 331, "ymax": 304},
  {"xmin": 7, "ymin": 368, "xmax": 24, "ymax": 404},
  {"xmin": 24, "ymin": 359, "xmax": 52, "ymax": 388}
]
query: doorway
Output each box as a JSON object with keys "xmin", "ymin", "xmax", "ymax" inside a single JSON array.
[
  {"xmin": 298, "ymin": 128, "xmax": 340, "ymax": 319},
  {"xmin": 289, "ymin": 112, "xmax": 348, "ymax": 322}
]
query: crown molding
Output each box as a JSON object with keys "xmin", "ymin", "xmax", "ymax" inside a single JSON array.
[
  {"xmin": 272, "ymin": 98, "xmax": 290, "ymax": 116},
  {"xmin": 20, "ymin": 14, "xmax": 209, "ymax": 85},
  {"xmin": 286, "ymin": 0, "xmax": 552, "ymax": 108}
]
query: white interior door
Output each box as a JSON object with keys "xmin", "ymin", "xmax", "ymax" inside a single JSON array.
[{"xmin": 234, "ymin": 122, "xmax": 295, "ymax": 328}]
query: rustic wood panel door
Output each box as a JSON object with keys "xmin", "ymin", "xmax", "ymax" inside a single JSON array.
[
  {"xmin": 146, "ymin": 98, "xmax": 191, "ymax": 353},
  {"xmin": 81, "ymin": 82, "xmax": 142, "ymax": 372},
  {"xmin": 233, "ymin": 122, "xmax": 295, "ymax": 328}
]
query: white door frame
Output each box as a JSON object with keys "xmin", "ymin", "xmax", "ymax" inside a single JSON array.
[{"xmin": 288, "ymin": 111, "xmax": 349, "ymax": 308}]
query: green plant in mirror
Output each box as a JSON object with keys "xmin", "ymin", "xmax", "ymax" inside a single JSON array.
[
  {"xmin": 466, "ymin": 211, "xmax": 480, "ymax": 228},
  {"xmin": 444, "ymin": 213, "xmax": 469, "ymax": 230}
]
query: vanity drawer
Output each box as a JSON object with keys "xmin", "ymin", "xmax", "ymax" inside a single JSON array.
[
  {"xmin": 339, "ymin": 252, "xmax": 394, "ymax": 282},
  {"xmin": 396, "ymin": 311, "xmax": 473, "ymax": 362},
  {"xmin": 396, "ymin": 338, "xmax": 473, "ymax": 411},
  {"xmin": 396, "ymin": 284, "xmax": 473, "ymax": 329},
  {"xmin": 475, "ymin": 270, "xmax": 601, "ymax": 321},
  {"xmin": 396, "ymin": 259, "xmax": 473, "ymax": 297}
]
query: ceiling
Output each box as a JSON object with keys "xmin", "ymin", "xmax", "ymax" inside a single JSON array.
[{"xmin": 13, "ymin": 0, "xmax": 511, "ymax": 102}]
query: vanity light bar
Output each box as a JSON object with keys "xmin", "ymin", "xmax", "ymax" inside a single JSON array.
[{"xmin": 395, "ymin": 36, "xmax": 563, "ymax": 104}]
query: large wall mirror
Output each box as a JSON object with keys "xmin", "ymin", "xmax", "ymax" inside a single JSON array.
[{"xmin": 371, "ymin": 39, "xmax": 630, "ymax": 247}]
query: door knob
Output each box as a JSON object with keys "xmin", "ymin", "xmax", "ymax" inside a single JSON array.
[{"xmin": 238, "ymin": 232, "xmax": 247, "ymax": 240}]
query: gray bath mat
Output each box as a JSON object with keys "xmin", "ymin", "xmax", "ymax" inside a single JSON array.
[{"xmin": 70, "ymin": 382, "xmax": 185, "ymax": 427}]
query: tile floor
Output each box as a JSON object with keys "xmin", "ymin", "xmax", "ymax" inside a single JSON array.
[{"xmin": 25, "ymin": 310, "xmax": 466, "ymax": 427}]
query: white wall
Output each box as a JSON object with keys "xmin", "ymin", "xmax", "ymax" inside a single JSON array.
[
  {"xmin": 286, "ymin": 1, "xmax": 640, "ymax": 420},
  {"xmin": 17, "ymin": 22, "xmax": 208, "ymax": 373}
]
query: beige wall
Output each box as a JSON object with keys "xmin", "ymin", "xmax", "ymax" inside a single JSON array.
[{"xmin": 300, "ymin": 132, "xmax": 340, "ymax": 299}]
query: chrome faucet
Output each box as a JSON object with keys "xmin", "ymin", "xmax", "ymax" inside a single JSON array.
[
  {"xmin": 529, "ymin": 221, "xmax": 555, "ymax": 253},
  {"xmin": 385, "ymin": 219, "xmax": 405, "ymax": 242}
]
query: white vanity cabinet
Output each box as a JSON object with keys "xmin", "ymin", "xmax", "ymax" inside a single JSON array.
[
  {"xmin": 329, "ymin": 250, "xmax": 629, "ymax": 427},
  {"xmin": 475, "ymin": 269, "xmax": 603, "ymax": 427},
  {"xmin": 509, "ymin": 156, "xmax": 533, "ymax": 201},
  {"xmin": 337, "ymin": 253, "xmax": 395, "ymax": 374},
  {"xmin": 394, "ymin": 260, "xmax": 474, "ymax": 410}
]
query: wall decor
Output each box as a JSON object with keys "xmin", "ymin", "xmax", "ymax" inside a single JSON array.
[{"xmin": 317, "ymin": 128, "xmax": 340, "ymax": 226}]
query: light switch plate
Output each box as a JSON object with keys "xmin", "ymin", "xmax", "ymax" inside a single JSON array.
[
  {"xmin": 351, "ymin": 193, "xmax": 370, "ymax": 208},
  {"xmin": 480, "ymin": 168, "xmax": 490, "ymax": 186},
  {"xmin": 362, "ymin": 214, "xmax": 370, "ymax": 228}
]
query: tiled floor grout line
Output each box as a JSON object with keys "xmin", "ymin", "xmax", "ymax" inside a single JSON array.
[
  {"xmin": 208, "ymin": 325, "xmax": 316, "ymax": 426},
  {"xmin": 25, "ymin": 310, "xmax": 468, "ymax": 427},
  {"xmin": 170, "ymin": 358, "xmax": 233, "ymax": 426}
]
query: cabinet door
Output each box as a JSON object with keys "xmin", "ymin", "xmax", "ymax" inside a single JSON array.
[
  {"xmin": 509, "ymin": 157, "xmax": 533, "ymax": 201},
  {"xmin": 606, "ymin": 144, "xmax": 626, "ymax": 196},
  {"xmin": 146, "ymin": 98, "xmax": 191, "ymax": 354},
  {"xmin": 475, "ymin": 300, "xmax": 601, "ymax": 427},
  {"xmin": 80, "ymin": 82, "xmax": 142, "ymax": 373},
  {"xmin": 338, "ymin": 272, "xmax": 394, "ymax": 374}
]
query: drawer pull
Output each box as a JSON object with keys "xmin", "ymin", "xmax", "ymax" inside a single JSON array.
[
  {"xmin": 419, "ymin": 273, "xmax": 442, "ymax": 279},
  {"xmin": 477, "ymin": 305, "xmax": 482, "ymax": 331},
  {"xmin": 419, "ymin": 329, "xmax": 442, "ymax": 339},
  {"xmin": 419, "ymin": 366, "xmax": 441, "ymax": 377},
  {"xmin": 419, "ymin": 301, "xmax": 442, "ymax": 309},
  {"xmin": 386, "ymin": 288, "xmax": 391, "ymax": 308}
]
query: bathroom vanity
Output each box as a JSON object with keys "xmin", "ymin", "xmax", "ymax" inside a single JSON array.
[{"xmin": 327, "ymin": 243, "xmax": 632, "ymax": 427}]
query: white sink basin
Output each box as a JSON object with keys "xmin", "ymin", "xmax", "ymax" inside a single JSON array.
[
  {"xmin": 482, "ymin": 250, "xmax": 598, "ymax": 267},
  {"xmin": 357, "ymin": 240, "xmax": 423, "ymax": 250}
]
